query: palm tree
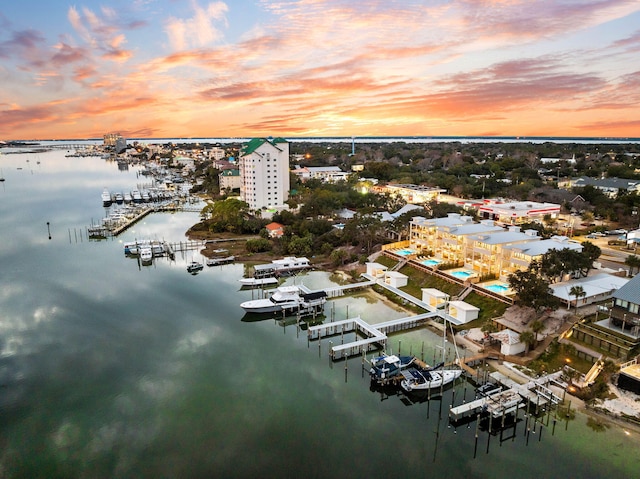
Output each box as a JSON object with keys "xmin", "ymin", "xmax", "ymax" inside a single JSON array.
[
  {"xmin": 530, "ymin": 319, "xmax": 545, "ymax": 343},
  {"xmin": 519, "ymin": 330, "xmax": 536, "ymax": 354},
  {"xmin": 569, "ymin": 285, "xmax": 586, "ymax": 312},
  {"xmin": 624, "ymin": 254, "xmax": 640, "ymax": 276}
]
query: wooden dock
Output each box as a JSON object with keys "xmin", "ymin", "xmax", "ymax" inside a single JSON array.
[{"xmin": 449, "ymin": 388, "xmax": 524, "ymax": 421}]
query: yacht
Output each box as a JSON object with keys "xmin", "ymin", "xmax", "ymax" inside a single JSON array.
[
  {"xmin": 240, "ymin": 286, "xmax": 326, "ymax": 314},
  {"xmin": 102, "ymin": 188, "xmax": 112, "ymax": 206}
]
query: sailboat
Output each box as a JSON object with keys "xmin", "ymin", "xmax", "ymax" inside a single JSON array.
[{"xmin": 400, "ymin": 319, "xmax": 461, "ymax": 392}]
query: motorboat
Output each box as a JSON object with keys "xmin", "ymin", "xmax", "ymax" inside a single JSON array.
[
  {"xmin": 114, "ymin": 192, "xmax": 124, "ymax": 204},
  {"xmin": 240, "ymin": 286, "xmax": 326, "ymax": 314},
  {"xmin": 400, "ymin": 367, "xmax": 462, "ymax": 392},
  {"xmin": 187, "ymin": 261, "xmax": 204, "ymax": 274},
  {"xmin": 206, "ymin": 255, "xmax": 235, "ymax": 266},
  {"xmin": 140, "ymin": 247, "xmax": 153, "ymax": 264},
  {"xmin": 238, "ymin": 277, "xmax": 279, "ymax": 287},
  {"xmin": 132, "ymin": 190, "xmax": 143, "ymax": 203},
  {"xmin": 102, "ymin": 188, "xmax": 112, "ymax": 206},
  {"xmin": 369, "ymin": 354, "xmax": 417, "ymax": 383}
]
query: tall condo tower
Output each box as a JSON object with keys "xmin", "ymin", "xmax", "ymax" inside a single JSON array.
[{"xmin": 239, "ymin": 138, "xmax": 290, "ymax": 210}]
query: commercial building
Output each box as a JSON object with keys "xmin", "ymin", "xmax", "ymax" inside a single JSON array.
[
  {"xmin": 382, "ymin": 184, "xmax": 446, "ymax": 204},
  {"xmin": 239, "ymin": 138, "xmax": 290, "ymax": 210},
  {"xmin": 291, "ymin": 166, "xmax": 349, "ymax": 183}
]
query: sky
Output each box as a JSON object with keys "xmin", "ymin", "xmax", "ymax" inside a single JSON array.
[{"xmin": 1, "ymin": 0, "xmax": 639, "ymax": 140}]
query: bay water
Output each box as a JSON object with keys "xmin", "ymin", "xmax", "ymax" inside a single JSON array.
[{"xmin": 0, "ymin": 149, "xmax": 638, "ymax": 478}]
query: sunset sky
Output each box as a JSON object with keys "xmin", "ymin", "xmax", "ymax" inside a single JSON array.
[{"xmin": 1, "ymin": 0, "xmax": 639, "ymax": 140}]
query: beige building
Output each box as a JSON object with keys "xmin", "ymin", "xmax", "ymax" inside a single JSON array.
[
  {"xmin": 219, "ymin": 169, "xmax": 240, "ymax": 190},
  {"xmin": 409, "ymin": 214, "xmax": 583, "ymax": 280}
]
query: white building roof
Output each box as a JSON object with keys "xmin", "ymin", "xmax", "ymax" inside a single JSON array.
[
  {"xmin": 550, "ymin": 273, "xmax": 629, "ymax": 301},
  {"xmin": 470, "ymin": 229, "xmax": 539, "ymax": 245},
  {"xmin": 490, "ymin": 329, "xmax": 521, "ymax": 345},
  {"xmin": 504, "ymin": 236, "xmax": 582, "ymax": 257},
  {"xmin": 449, "ymin": 300, "xmax": 480, "ymax": 312},
  {"xmin": 412, "ymin": 213, "xmax": 475, "ymax": 228},
  {"xmin": 422, "ymin": 288, "xmax": 449, "ymax": 298},
  {"xmin": 439, "ymin": 222, "xmax": 503, "ymax": 236}
]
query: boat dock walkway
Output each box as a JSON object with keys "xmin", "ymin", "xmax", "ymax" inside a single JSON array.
[
  {"xmin": 297, "ymin": 280, "xmax": 375, "ymax": 298},
  {"xmin": 449, "ymin": 388, "xmax": 525, "ymax": 420},
  {"xmin": 307, "ymin": 312, "xmax": 439, "ymax": 360}
]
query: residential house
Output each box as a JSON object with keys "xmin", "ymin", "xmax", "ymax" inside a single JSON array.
[
  {"xmin": 265, "ymin": 222, "xmax": 285, "ymax": 238},
  {"xmin": 570, "ymin": 177, "xmax": 640, "ymax": 198}
]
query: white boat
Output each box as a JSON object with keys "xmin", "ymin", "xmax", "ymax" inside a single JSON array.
[
  {"xmin": 206, "ymin": 255, "xmax": 235, "ymax": 266},
  {"xmin": 102, "ymin": 188, "xmax": 112, "ymax": 206},
  {"xmin": 400, "ymin": 320, "xmax": 461, "ymax": 392},
  {"xmin": 238, "ymin": 277, "xmax": 279, "ymax": 287},
  {"xmin": 140, "ymin": 247, "xmax": 153, "ymax": 264},
  {"xmin": 240, "ymin": 286, "xmax": 326, "ymax": 314},
  {"xmin": 114, "ymin": 192, "xmax": 124, "ymax": 204},
  {"xmin": 132, "ymin": 190, "xmax": 143, "ymax": 203},
  {"xmin": 400, "ymin": 367, "xmax": 462, "ymax": 392},
  {"xmin": 187, "ymin": 261, "xmax": 204, "ymax": 274},
  {"xmin": 124, "ymin": 192, "xmax": 133, "ymax": 203}
]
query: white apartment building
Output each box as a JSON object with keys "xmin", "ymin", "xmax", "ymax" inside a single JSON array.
[
  {"xmin": 208, "ymin": 147, "xmax": 226, "ymax": 160},
  {"xmin": 239, "ymin": 138, "xmax": 290, "ymax": 210}
]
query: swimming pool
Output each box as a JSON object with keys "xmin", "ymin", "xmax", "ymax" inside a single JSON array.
[
  {"xmin": 485, "ymin": 283, "xmax": 509, "ymax": 294},
  {"xmin": 422, "ymin": 259, "xmax": 441, "ymax": 266},
  {"xmin": 395, "ymin": 249, "xmax": 415, "ymax": 256},
  {"xmin": 450, "ymin": 270, "xmax": 474, "ymax": 279}
]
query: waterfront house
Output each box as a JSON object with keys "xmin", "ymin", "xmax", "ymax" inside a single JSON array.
[{"xmin": 569, "ymin": 274, "xmax": 639, "ymax": 361}]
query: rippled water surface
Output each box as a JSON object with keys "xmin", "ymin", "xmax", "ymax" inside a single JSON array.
[{"xmin": 0, "ymin": 149, "xmax": 639, "ymax": 478}]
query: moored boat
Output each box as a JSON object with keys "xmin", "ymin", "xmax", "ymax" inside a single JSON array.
[
  {"xmin": 240, "ymin": 286, "xmax": 326, "ymax": 314},
  {"xmin": 238, "ymin": 277, "xmax": 279, "ymax": 287},
  {"xmin": 369, "ymin": 354, "xmax": 417, "ymax": 383},
  {"xmin": 399, "ymin": 367, "xmax": 462, "ymax": 392},
  {"xmin": 102, "ymin": 188, "xmax": 112, "ymax": 206},
  {"xmin": 140, "ymin": 247, "xmax": 153, "ymax": 264},
  {"xmin": 206, "ymin": 255, "xmax": 235, "ymax": 266}
]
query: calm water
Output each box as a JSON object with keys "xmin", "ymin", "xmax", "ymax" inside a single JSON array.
[{"xmin": 1, "ymin": 149, "xmax": 639, "ymax": 478}]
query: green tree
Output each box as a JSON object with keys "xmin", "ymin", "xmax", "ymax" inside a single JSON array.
[
  {"xmin": 507, "ymin": 270, "xmax": 559, "ymax": 312},
  {"xmin": 519, "ymin": 330, "xmax": 536, "ymax": 354},
  {"xmin": 530, "ymin": 319, "xmax": 545, "ymax": 342},
  {"xmin": 624, "ymin": 254, "xmax": 640, "ymax": 275},
  {"xmin": 246, "ymin": 238, "xmax": 272, "ymax": 253}
]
